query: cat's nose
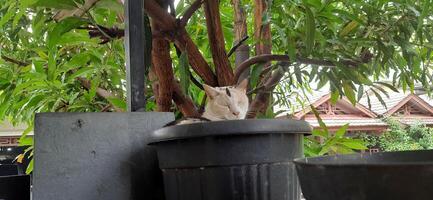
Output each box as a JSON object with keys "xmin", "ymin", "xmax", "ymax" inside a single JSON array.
[{"xmin": 233, "ymin": 111, "xmax": 240, "ymax": 116}]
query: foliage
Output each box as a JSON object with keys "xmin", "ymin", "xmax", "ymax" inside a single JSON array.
[
  {"xmin": 304, "ymin": 106, "xmax": 367, "ymax": 157},
  {"xmin": 0, "ymin": 0, "xmax": 432, "ymax": 172},
  {"xmin": 0, "ymin": 0, "xmax": 126, "ymax": 173},
  {"xmin": 361, "ymin": 119, "xmax": 433, "ymax": 151}
]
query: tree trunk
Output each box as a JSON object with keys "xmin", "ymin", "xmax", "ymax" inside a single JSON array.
[
  {"xmin": 253, "ymin": 0, "xmax": 273, "ymax": 114},
  {"xmin": 174, "ymin": 30, "xmax": 218, "ymax": 86},
  {"xmin": 232, "ymin": 0, "xmax": 250, "ymax": 84},
  {"xmin": 203, "ymin": 0, "xmax": 234, "ymax": 86},
  {"xmin": 254, "ymin": 0, "xmax": 272, "ymax": 57},
  {"xmin": 151, "ymin": 20, "xmax": 174, "ymax": 112}
]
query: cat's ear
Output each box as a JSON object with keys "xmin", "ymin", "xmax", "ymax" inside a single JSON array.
[
  {"xmin": 203, "ymin": 84, "xmax": 219, "ymax": 99},
  {"xmin": 236, "ymin": 79, "xmax": 248, "ymax": 93}
]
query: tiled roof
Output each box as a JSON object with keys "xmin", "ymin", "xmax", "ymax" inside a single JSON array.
[
  {"xmin": 398, "ymin": 118, "xmax": 433, "ymax": 125},
  {"xmin": 274, "ymin": 90, "xmax": 330, "ymax": 116},
  {"xmin": 305, "ymin": 118, "xmax": 387, "ymax": 127},
  {"xmin": 358, "ymin": 90, "xmax": 409, "ymax": 115}
]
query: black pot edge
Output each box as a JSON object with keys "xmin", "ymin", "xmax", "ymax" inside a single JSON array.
[
  {"xmin": 293, "ymin": 149, "xmax": 433, "ymax": 167},
  {"xmin": 149, "ymin": 119, "xmax": 312, "ymax": 144}
]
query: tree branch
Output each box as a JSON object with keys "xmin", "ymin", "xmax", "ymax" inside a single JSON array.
[
  {"xmin": 233, "ymin": 54, "xmax": 373, "ymax": 83},
  {"xmin": 172, "ymin": 80, "xmax": 201, "ymax": 117},
  {"xmin": 203, "ymin": 0, "xmax": 234, "ymax": 86},
  {"xmin": 76, "ymin": 77, "xmax": 123, "ymax": 112},
  {"xmin": 180, "ymin": 0, "xmax": 204, "ymax": 27},
  {"xmin": 232, "ymin": 0, "xmax": 250, "ymax": 84},
  {"xmin": 151, "ymin": 18, "xmax": 174, "ymax": 112},
  {"xmin": 174, "ymin": 30, "xmax": 218, "ymax": 86},
  {"xmin": 228, "ymin": 35, "xmax": 249, "ymax": 57},
  {"xmin": 247, "ymin": 63, "xmax": 286, "ymax": 118},
  {"xmin": 1, "ymin": 55, "xmax": 29, "ymax": 66},
  {"xmin": 144, "ymin": 0, "xmax": 177, "ymax": 31},
  {"xmin": 86, "ymin": 25, "xmax": 124, "ymax": 44}
]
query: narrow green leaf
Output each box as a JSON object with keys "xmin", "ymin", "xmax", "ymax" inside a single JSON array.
[
  {"xmin": 343, "ymin": 81, "xmax": 356, "ymax": 105},
  {"xmin": 48, "ymin": 17, "xmax": 88, "ymax": 50},
  {"xmin": 0, "ymin": 4, "xmax": 16, "ymax": 29},
  {"xmin": 67, "ymin": 67, "xmax": 95, "ymax": 82},
  {"xmin": 371, "ymin": 88, "xmax": 387, "ymax": 109},
  {"xmin": 312, "ymin": 129, "xmax": 327, "ymax": 137},
  {"xmin": 335, "ymin": 123, "xmax": 349, "ymax": 138},
  {"xmin": 310, "ymin": 105, "xmax": 328, "ymax": 134},
  {"xmin": 375, "ymin": 82, "xmax": 399, "ymax": 93},
  {"xmin": 33, "ymin": 0, "xmax": 77, "ymax": 9},
  {"xmin": 179, "ymin": 52, "xmax": 190, "ymax": 94},
  {"xmin": 341, "ymin": 141, "xmax": 368, "ymax": 150},
  {"xmin": 357, "ymin": 85, "xmax": 364, "ymax": 101},
  {"xmin": 26, "ymin": 159, "xmax": 34, "ymax": 174},
  {"xmin": 304, "ymin": 5, "xmax": 316, "ymax": 55},
  {"xmin": 339, "ymin": 20, "xmax": 359, "ymax": 37},
  {"xmin": 330, "ymin": 89, "xmax": 339, "ymax": 104}
]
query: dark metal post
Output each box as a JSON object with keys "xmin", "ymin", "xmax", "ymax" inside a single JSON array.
[{"xmin": 124, "ymin": 0, "xmax": 151, "ymax": 112}]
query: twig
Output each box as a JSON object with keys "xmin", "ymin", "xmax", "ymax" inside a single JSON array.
[
  {"xmin": 247, "ymin": 63, "xmax": 287, "ymax": 118},
  {"xmin": 190, "ymin": 73, "xmax": 204, "ymax": 90},
  {"xmin": 228, "ymin": 35, "xmax": 249, "ymax": 57},
  {"xmin": 1, "ymin": 55, "xmax": 29, "ymax": 66},
  {"xmin": 77, "ymin": 77, "xmax": 123, "ymax": 112},
  {"xmin": 180, "ymin": 0, "xmax": 204, "ymax": 27}
]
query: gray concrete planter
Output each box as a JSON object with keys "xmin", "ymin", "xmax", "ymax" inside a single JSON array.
[{"xmin": 33, "ymin": 112, "xmax": 174, "ymax": 200}]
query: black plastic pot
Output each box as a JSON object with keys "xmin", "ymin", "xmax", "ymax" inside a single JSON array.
[
  {"xmin": 0, "ymin": 175, "xmax": 30, "ymax": 200},
  {"xmin": 294, "ymin": 150, "xmax": 433, "ymax": 200},
  {"xmin": 149, "ymin": 119, "xmax": 311, "ymax": 200}
]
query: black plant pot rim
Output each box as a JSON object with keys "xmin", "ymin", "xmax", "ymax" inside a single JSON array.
[
  {"xmin": 149, "ymin": 119, "xmax": 311, "ymax": 144},
  {"xmin": 294, "ymin": 149, "xmax": 433, "ymax": 167}
]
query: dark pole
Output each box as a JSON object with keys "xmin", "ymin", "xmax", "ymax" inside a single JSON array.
[{"xmin": 124, "ymin": 0, "xmax": 152, "ymax": 112}]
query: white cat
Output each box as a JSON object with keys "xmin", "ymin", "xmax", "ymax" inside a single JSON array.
[
  {"xmin": 166, "ymin": 79, "xmax": 249, "ymax": 126},
  {"xmin": 202, "ymin": 79, "xmax": 249, "ymax": 120}
]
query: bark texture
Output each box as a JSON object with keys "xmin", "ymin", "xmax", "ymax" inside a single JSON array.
[{"xmin": 203, "ymin": 0, "xmax": 234, "ymax": 86}]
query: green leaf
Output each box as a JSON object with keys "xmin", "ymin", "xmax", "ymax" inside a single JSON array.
[
  {"xmin": 19, "ymin": 136, "xmax": 33, "ymax": 146},
  {"xmin": 339, "ymin": 20, "xmax": 359, "ymax": 37},
  {"xmin": 312, "ymin": 129, "xmax": 327, "ymax": 137},
  {"xmin": 330, "ymin": 89, "xmax": 339, "ymax": 104},
  {"xmin": 95, "ymin": 0, "xmax": 124, "ymax": 13},
  {"xmin": 310, "ymin": 105, "xmax": 328, "ymax": 134},
  {"xmin": 375, "ymin": 82, "xmax": 399, "ymax": 92},
  {"xmin": 335, "ymin": 123, "xmax": 349, "ymax": 138},
  {"xmin": 67, "ymin": 67, "xmax": 95, "ymax": 82},
  {"xmin": 343, "ymin": 81, "xmax": 356, "ymax": 105},
  {"xmin": 0, "ymin": 4, "xmax": 16, "ymax": 29},
  {"xmin": 48, "ymin": 17, "xmax": 88, "ymax": 50},
  {"xmin": 47, "ymin": 50, "xmax": 57, "ymax": 80},
  {"xmin": 341, "ymin": 141, "xmax": 367, "ymax": 150},
  {"xmin": 250, "ymin": 63, "xmax": 264, "ymax": 88},
  {"xmin": 357, "ymin": 85, "xmax": 364, "ymax": 101},
  {"xmin": 304, "ymin": 5, "xmax": 316, "ymax": 55},
  {"xmin": 179, "ymin": 52, "xmax": 190, "ymax": 94},
  {"xmin": 26, "ymin": 159, "xmax": 34, "ymax": 174},
  {"xmin": 32, "ymin": 0, "xmax": 77, "ymax": 9},
  {"xmin": 371, "ymin": 88, "xmax": 387, "ymax": 109},
  {"xmin": 107, "ymin": 97, "xmax": 127, "ymax": 111}
]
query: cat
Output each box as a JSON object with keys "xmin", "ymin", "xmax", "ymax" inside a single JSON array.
[{"xmin": 165, "ymin": 79, "xmax": 249, "ymax": 126}]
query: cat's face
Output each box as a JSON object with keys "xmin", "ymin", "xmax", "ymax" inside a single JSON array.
[{"xmin": 203, "ymin": 79, "xmax": 249, "ymax": 120}]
